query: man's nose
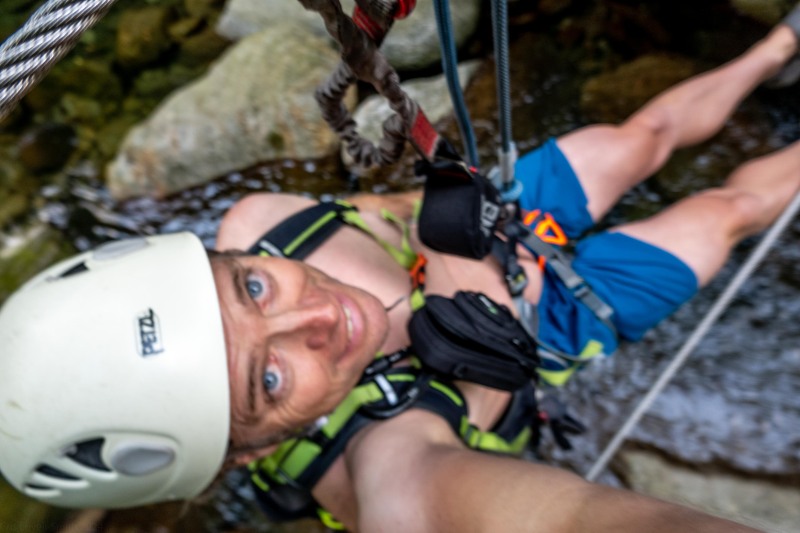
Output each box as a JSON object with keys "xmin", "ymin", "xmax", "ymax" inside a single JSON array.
[{"xmin": 274, "ymin": 297, "xmax": 340, "ymax": 349}]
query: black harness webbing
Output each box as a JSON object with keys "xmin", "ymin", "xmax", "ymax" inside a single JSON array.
[{"xmin": 247, "ymin": 201, "xmax": 357, "ymax": 259}]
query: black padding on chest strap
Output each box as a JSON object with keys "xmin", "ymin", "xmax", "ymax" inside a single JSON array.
[{"xmin": 247, "ymin": 201, "xmax": 358, "ymax": 259}]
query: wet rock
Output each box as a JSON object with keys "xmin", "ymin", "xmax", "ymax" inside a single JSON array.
[
  {"xmin": 730, "ymin": 0, "xmax": 791, "ymax": 25},
  {"xmin": 0, "ymin": 479, "xmax": 69, "ymax": 532},
  {"xmin": 17, "ymin": 123, "xmax": 77, "ymax": 173},
  {"xmin": 0, "ymin": 224, "xmax": 75, "ymax": 305},
  {"xmin": 116, "ymin": 6, "xmax": 177, "ymax": 70},
  {"xmin": 215, "ymin": 0, "xmax": 335, "ymax": 42},
  {"xmin": 107, "ymin": 25, "xmax": 352, "ymax": 199},
  {"xmin": 380, "ymin": 0, "xmax": 481, "ymax": 71},
  {"xmin": 215, "ymin": 0, "xmax": 481, "ymax": 71},
  {"xmin": 0, "ymin": 104, "xmax": 24, "ymax": 132},
  {"xmin": 0, "ymin": 192, "xmax": 29, "ymax": 227},
  {"xmin": 25, "ymin": 59, "xmax": 123, "ymax": 116},
  {"xmin": 176, "ymin": 26, "xmax": 232, "ymax": 67},
  {"xmin": 185, "ymin": 0, "xmax": 225, "ymax": 19},
  {"xmin": 619, "ymin": 449, "xmax": 800, "ymax": 533},
  {"xmin": 168, "ymin": 16, "xmax": 205, "ymax": 41},
  {"xmin": 580, "ymin": 54, "xmax": 698, "ymax": 124},
  {"xmin": 345, "ymin": 60, "xmax": 482, "ymax": 167}
]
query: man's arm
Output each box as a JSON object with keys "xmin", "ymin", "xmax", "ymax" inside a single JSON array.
[{"xmin": 344, "ymin": 410, "xmax": 761, "ymax": 533}]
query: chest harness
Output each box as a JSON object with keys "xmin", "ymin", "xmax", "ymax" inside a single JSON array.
[{"xmin": 244, "ymin": 200, "xmax": 540, "ymax": 529}]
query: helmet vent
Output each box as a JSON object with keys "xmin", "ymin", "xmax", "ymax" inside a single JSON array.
[
  {"xmin": 35, "ymin": 464, "xmax": 80, "ymax": 480},
  {"xmin": 25, "ymin": 483, "xmax": 52, "ymax": 490},
  {"xmin": 59, "ymin": 262, "xmax": 88, "ymax": 278},
  {"xmin": 65, "ymin": 438, "xmax": 111, "ymax": 472}
]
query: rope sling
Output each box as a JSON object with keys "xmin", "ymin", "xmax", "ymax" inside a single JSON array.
[{"xmin": 2, "ymin": 0, "xmax": 799, "ymax": 487}]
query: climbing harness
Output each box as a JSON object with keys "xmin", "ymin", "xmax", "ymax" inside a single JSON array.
[
  {"xmin": 250, "ymin": 362, "xmax": 537, "ymax": 526},
  {"xmin": 0, "ymin": 0, "xmax": 118, "ymax": 121},
  {"xmin": 244, "ymin": 199, "xmax": 540, "ymax": 525}
]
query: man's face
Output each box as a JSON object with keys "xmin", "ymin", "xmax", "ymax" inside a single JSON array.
[{"xmin": 211, "ymin": 254, "xmax": 388, "ymax": 459}]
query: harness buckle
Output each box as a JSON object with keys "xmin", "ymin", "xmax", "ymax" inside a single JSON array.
[
  {"xmin": 505, "ymin": 270, "xmax": 528, "ymax": 297},
  {"xmin": 572, "ymin": 283, "xmax": 589, "ymax": 299},
  {"xmin": 409, "ymin": 253, "xmax": 427, "ymax": 290}
]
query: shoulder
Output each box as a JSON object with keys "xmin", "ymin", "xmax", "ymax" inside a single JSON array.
[{"xmin": 216, "ymin": 193, "xmax": 316, "ymax": 251}]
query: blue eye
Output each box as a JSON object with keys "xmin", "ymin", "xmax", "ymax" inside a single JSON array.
[
  {"xmin": 263, "ymin": 370, "xmax": 281, "ymax": 392},
  {"xmin": 246, "ymin": 276, "xmax": 264, "ymax": 299}
]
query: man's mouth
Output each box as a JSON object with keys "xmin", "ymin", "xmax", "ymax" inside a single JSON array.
[{"xmin": 343, "ymin": 305, "xmax": 354, "ymax": 342}]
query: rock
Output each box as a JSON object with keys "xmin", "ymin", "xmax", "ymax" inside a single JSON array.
[
  {"xmin": 580, "ymin": 54, "xmax": 698, "ymax": 124},
  {"xmin": 619, "ymin": 449, "xmax": 800, "ymax": 533},
  {"xmin": 176, "ymin": 25, "xmax": 232, "ymax": 67},
  {"xmin": 25, "ymin": 59, "xmax": 123, "ymax": 115},
  {"xmin": 0, "ymin": 479, "xmax": 69, "ymax": 532},
  {"xmin": 106, "ymin": 25, "xmax": 352, "ymax": 199},
  {"xmin": 344, "ymin": 60, "xmax": 482, "ymax": 166},
  {"xmin": 215, "ymin": 0, "xmax": 481, "ymax": 71},
  {"xmin": 215, "ymin": 0, "xmax": 335, "ymax": 42},
  {"xmin": 379, "ymin": 0, "xmax": 481, "ymax": 71},
  {"xmin": 17, "ymin": 123, "xmax": 77, "ymax": 173},
  {"xmin": 116, "ymin": 6, "xmax": 177, "ymax": 70},
  {"xmin": 0, "ymin": 224, "xmax": 75, "ymax": 306},
  {"xmin": 185, "ymin": 0, "xmax": 225, "ymax": 19},
  {"xmin": 730, "ymin": 0, "xmax": 791, "ymax": 25}
]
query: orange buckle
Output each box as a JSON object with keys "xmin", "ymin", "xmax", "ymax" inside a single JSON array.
[
  {"xmin": 409, "ymin": 253, "xmax": 427, "ymax": 290},
  {"xmin": 523, "ymin": 209, "xmax": 567, "ymax": 246}
]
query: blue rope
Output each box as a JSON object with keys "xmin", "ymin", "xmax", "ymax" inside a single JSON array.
[{"xmin": 433, "ymin": 0, "xmax": 480, "ymax": 168}]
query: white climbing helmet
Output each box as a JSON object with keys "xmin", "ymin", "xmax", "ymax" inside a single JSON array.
[{"xmin": 0, "ymin": 232, "xmax": 229, "ymax": 509}]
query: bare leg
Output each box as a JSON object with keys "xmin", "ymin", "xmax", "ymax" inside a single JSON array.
[
  {"xmin": 558, "ymin": 25, "xmax": 798, "ymax": 222},
  {"xmin": 613, "ymin": 141, "xmax": 800, "ymax": 287}
]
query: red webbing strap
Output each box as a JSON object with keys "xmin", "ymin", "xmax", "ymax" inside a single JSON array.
[
  {"xmin": 297, "ymin": 0, "xmax": 444, "ymax": 166},
  {"xmin": 408, "ymin": 108, "xmax": 440, "ymax": 162}
]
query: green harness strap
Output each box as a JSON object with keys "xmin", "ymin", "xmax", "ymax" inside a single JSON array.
[{"xmin": 249, "ymin": 362, "xmax": 532, "ymax": 527}]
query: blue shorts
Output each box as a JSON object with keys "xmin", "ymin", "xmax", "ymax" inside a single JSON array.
[{"xmin": 516, "ymin": 139, "xmax": 699, "ymax": 360}]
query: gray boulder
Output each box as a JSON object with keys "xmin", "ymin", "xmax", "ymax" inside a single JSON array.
[
  {"xmin": 106, "ymin": 25, "xmax": 353, "ymax": 199},
  {"xmin": 216, "ymin": 0, "xmax": 481, "ymax": 71},
  {"xmin": 344, "ymin": 60, "xmax": 481, "ymax": 166},
  {"xmin": 620, "ymin": 449, "xmax": 800, "ymax": 533}
]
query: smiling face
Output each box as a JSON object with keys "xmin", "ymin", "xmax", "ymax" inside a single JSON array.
[{"xmin": 210, "ymin": 254, "xmax": 389, "ymax": 463}]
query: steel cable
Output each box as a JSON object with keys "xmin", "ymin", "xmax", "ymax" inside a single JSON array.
[{"xmin": 0, "ymin": 0, "xmax": 119, "ymax": 121}]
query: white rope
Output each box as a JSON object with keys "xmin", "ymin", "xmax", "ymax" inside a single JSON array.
[{"xmin": 586, "ymin": 188, "xmax": 800, "ymax": 482}]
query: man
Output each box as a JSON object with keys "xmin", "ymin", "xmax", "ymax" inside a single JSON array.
[{"xmin": 1, "ymin": 8, "xmax": 799, "ymax": 533}]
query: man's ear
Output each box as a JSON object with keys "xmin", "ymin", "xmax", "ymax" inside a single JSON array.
[{"xmin": 224, "ymin": 443, "xmax": 280, "ymax": 469}]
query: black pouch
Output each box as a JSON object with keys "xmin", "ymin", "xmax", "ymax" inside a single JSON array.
[
  {"xmin": 416, "ymin": 158, "xmax": 503, "ymax": 260},
  {"xmin": 408, "ymin": 291, "xmax": 539, "ymax": 391}
]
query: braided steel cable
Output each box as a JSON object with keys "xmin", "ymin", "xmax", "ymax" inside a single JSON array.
[
  {"xmin": 0, "ymin": 0, "xmax": 118, "ymax": 121},
  {"xmin": 489, "ymin": 0, "xmax": 517, "ymax": 190}
]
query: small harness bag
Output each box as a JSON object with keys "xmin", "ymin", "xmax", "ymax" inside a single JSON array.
[{"xmin": 408, "ymin": 291, "xmax": 539, "ymax": 391}]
